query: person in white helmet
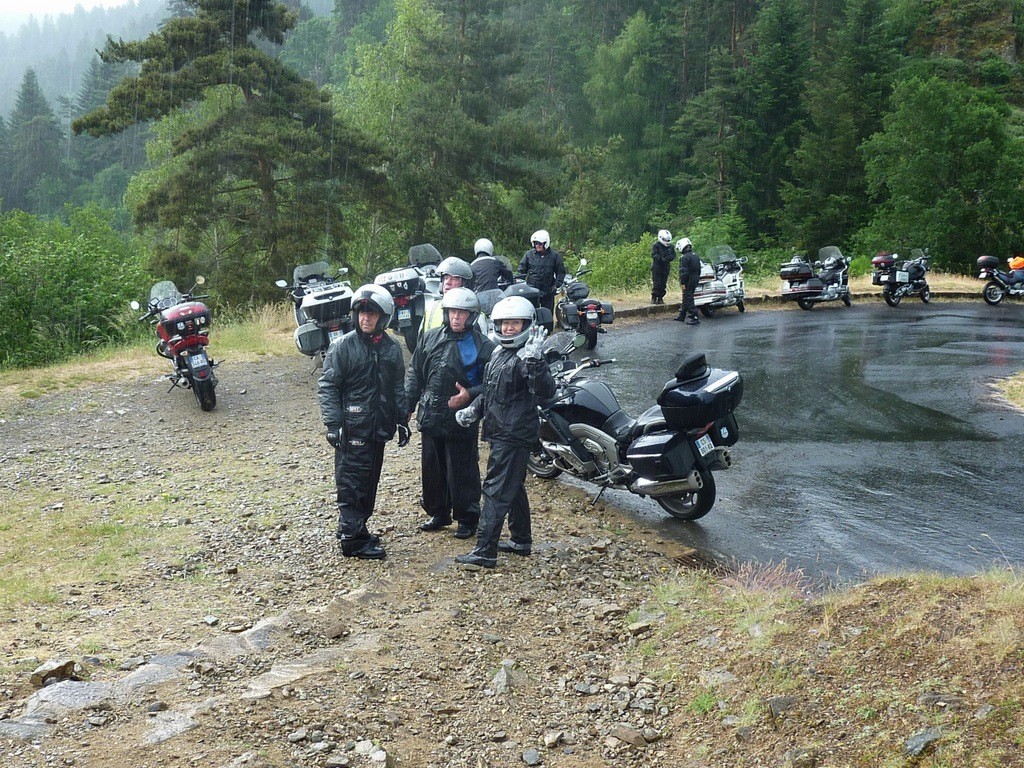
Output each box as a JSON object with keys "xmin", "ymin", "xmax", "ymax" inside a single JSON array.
[
  {"xmin": 674, "ymin": 237, "xmax": 702, "ymax": 325},
  {"xmin": 651, "ymin": 229, "xmax": 676, "ymax": 304},
  {"xmin": 516, "ymin": 229, "xmax": 566, "ymax": 331},
  {"xmin": 318, "ymin": 284, "xmax": 411, "ymax": 560},
  {"xmin": 470, "ymin": 237, "xmax": 514, "ymax": 316},
  {"xmin": 453, "ymin": 296, "xmax": 556, "ymax": 568},
  {"xmin": 406, "ymin": 287, "xmax": 494, "ymax": 540}
]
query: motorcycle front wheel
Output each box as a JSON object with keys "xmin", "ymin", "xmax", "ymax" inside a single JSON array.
[
  {"xmin": 737, "ymin": 299, "xmax": 745, "ymax": 313},
  {"xmin": 656, "ymin": 470, "xmax": 716, "ymax": 521},
  {"xmin": 983, "ymin": 281, "xmax": 1005, "ymax": 306},
  {"xmin": 920, "ymin": 285, "xmax": 931, "ymax": 303},
  {"xmin": 796, "ymin": 298, "xmax": 815, "ymax": 311},
  {"xmin": 883, "ymin": 288, "xmax": 901, "ymax": 307},
  {"xmin": 527, "ymin": 447, "xmax": 562, "ymax": 479},
  {"xmin": 193, "ymin": 378, "xmax": 216, "ymax": 411}
]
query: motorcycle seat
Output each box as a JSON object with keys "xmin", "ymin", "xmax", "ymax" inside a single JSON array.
[{"xmin": 625, "ymin": 405, "xmax": 667, "ymax": 440}]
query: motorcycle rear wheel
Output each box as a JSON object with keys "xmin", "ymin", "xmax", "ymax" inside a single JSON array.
[
  {"xmin": 983, "ymin": 281, "xmax": 1005, "ymax": 306},
  {"xmin": 920, "ymin": 285, "xmax": 931, "ymax": 303},
  {"xmin": 656, "ymin": 470, "xmax": 716, "ymax": 521},
  {"xmin": 584, "ymin": 325, "xmax": 598, "ymax": 350},
  {"xmin": 883, "ymin": 288, "xmax": 901, "ymax": 307},
  {"xmin": 796, "ymin": 298, "xmax": 815, "ymax": 311},
  {"xmin": 193, "ymin": 378, "xmax": 216, "ymax": 412},
  {"xmin": 527, "ymin": 448, "xmax": 562, "ymax": 479},
  {"xmin": 402, "ymin": 326, "xmax": 419, "ymax": 353},
  {"xmin": 699, "ymin": 305, "xmax": 716, "ymax": 318}
]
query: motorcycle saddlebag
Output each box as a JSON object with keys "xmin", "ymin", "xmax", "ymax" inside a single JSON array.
[
  {"xmin": 556, "ymin": 302, "xmax": 580, "ymax": 327},
  {"xmin": 301, "ymin": 285, "xmax": 352, "ymax": 324},
  {"xmin": 566, "ymin": 282, "xmax": 590, "ymax": 302},
  {"xmin": 600, "ymin": 302, "xmax": 614, "ymax": 324},
  {"xmin": 780, "ymin": 261, "xmax": 813, "ymax": 281},
  {"xmin": 656, "ymin": 354, "xmax": 744, "ymax": 429},
  {"xmin": 977, "ymin": 255, "xmax": 999, "ymax": 270},
  {"xmin": 626, "ymin": 430, "xmax": 696, "ymax": 481},
  {"xmin": 294, "ymin": 321, "xmax": 326, "ymax": 356}
]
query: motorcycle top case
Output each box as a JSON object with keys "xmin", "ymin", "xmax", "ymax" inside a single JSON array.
[
  {"xmin": 301, "ymin": 283, "xmax": 352, "ymax": 323},
  {"xmin": 375, "ymin": 266, "xmax": 425, "ymax": 298},
  {"xmin": 158, "ymin": 301, "xmax": 212, "ymax": 342},
  {"xmin": 780, "ymin": 261, "xmax": 813, "ymax": 281},
  {"xmin": 977, "ymin": 255, "xmax": 1000, "ymax": 270},
  {"xmin": 656, "ymin": 353, "xmax": 743, "ymax": 429},
  {"xmin": 294, "ymin": 321, "xmax": 326, "ymax": 356},
  {"xmin": 871, "ymin": 253, "xmax": 895, "ymax": 269},
  {"xmin": 566, "ymin": 282, "xmax": 590, "ymax": 302},
  {"xmin": 503, "ymin": 282, "xmax": 541, "ymax": 306}
]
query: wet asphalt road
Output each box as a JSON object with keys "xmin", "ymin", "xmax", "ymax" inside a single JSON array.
[{"xmin": 561, "ymin": 300, "xmax": 1024, "ymax": 584}]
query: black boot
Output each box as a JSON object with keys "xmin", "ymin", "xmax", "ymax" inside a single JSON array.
[
  {"xmin": 419, "ymin": 515, "xmax": 452, "ymax": 532},
  {"xmin": 455, "ymin": 551, "xmax": 497, "ymax": 568},
  {"xmin": 497, "ymin": 540, "xmax": 531, "ymax": 556},
  {"xmin": 339, "ymin": 536, "xmax": 386, "ymax": 560},
  {"xmin": 453, "ymin": 523, "xmax": 477, "ymax": 540}
]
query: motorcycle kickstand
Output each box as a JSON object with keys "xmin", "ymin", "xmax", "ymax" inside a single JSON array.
[{"xmin": 590, "ymin": 486, "xmax": 608, "ymax": 505}]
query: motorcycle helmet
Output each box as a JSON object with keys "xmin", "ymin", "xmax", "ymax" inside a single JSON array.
[
  {"xmin": 491, "ymin": 296, "xmax": 535, "ymax": 349},
  {"xmin": 530, "ymin": 229, "xmax": 550, "ymax": 249},
  {"xmin": 658, "ymin": 229, "xmax": 672, "ymax": 245},
  {"xmin": 474, "ymin": 238, "xmax": 495, "ymax": 258},
  {"xmin": 441, "ymin": 286, "xmax": 480, "ymax": 329},
  {"xmin": 436, "ymin": 256, "xmax": 474, "ymax": 289},
  {"xmin": 351, "ymin": 284, "xmax": 394, "ymax": 335},
  {"xmin": 675, "ymin": 237, "xmax": 693, "ymax": 253}
]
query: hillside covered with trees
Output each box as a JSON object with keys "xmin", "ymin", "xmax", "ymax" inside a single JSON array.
[{"xmin": 2, "ymin": 0, "xmax": 1024, "ymax": 366}]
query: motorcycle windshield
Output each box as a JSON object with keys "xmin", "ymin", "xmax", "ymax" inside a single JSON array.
[
  {"xmin": 706, "ymin": 245, "xmax": 737, "ymax": 265},
  {"xmin": 817, "ymin": 245, "xmax": 844, "ymax": 262},
  {"xmin": 293, "ymin": 261, "xmax": 332, "ymax": 283},
  {"xmin": 149, "ymin": 281, "xmax": 183, "ymax": 310}
]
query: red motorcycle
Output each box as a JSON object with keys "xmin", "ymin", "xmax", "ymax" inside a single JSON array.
[{"xmin": 131, "ymin": 276, "xmax": 218, "ymax": 411}]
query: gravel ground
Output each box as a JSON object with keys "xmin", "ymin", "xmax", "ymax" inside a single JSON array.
[{"xmin": 0, "ymin": 351, "xmax": 709, "ymax": 768}]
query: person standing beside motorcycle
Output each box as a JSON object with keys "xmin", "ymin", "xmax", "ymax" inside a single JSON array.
[
  {"xmin": 471, "ymin": 237, "xmax": 514, "ymax": 316},
  {"xmin": 517, "ymin": 229, "xmax": 566, "ymax": 331},
  {"xmin": 453, "ymin": 297, "xmax": 556, "ymax": 568},
  {"xmin": 318, "ymin": 284, "xmax": 411, "ymax": 560},
  {"xmin": 406, "ymin": 287, "xmax": 495, "ymax": 540},
  {"xmin": 651, "ymin": 229, "xmax": 675, "ymax": 304},
  {"xmin": 674, "ymin": 237, "xmax": 701, "ymax": 325},
  {"xmin": 421, "ymin": 257, "xmax": 478, "ymax": 332}
]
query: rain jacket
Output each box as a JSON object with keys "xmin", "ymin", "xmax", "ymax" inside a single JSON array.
[
  {"xmin": 468, "ymin": 346, "xmax": 556, "ymax": 447},
  {"xmin": 517, "ymin": 247, "xmax": 567, "ymax": 298}
]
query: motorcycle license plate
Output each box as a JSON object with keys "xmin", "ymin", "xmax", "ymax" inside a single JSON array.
[
  {"xmin": 586, "ymin": 310, "xmax": 598, "ymax": 319},
  {"xmin": 188, "ymin": 353, "xmax": 207, "ymax": 369},
  {"xmin": 328, "ymin": 329, "xmax": 344, "ymax": 343},
  {"xmin": 896, "ymin": 270, "xmax": 909, "ymax": 282},
  {"xmin": 695, "ymin": 434, "xmax": 715, "ymax": 457},
  {"xmin": 398, "ymin": 308, "xmax": 411, "ymax": 320}
]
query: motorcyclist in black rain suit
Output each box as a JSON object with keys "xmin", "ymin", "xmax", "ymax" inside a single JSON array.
[{"xmin": 318, "ymin": 284, "xmax": 410, "ymax": 560}]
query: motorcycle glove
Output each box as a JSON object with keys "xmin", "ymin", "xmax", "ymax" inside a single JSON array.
[
  {"xmin": 325, "ymin": 426, "xmax": 344, "ymax": 449},
  {"xmin": 522, "ymin": 325, "xmax": 549, "ymax": 360},
  {"xmin": 396, "ymin": 423, "xmax": 411, "ymax": 448},
  {"xmin": 456, "ymin": 407, "xmax": 480, "ymax": 428}
]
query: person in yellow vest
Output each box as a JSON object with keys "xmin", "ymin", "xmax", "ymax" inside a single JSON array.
[{"xmin": 421, "ymin": 256, "xmax": 488, "ymax": 334}]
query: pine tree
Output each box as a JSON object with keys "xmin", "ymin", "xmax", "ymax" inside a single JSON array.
[
  {"xmin": 6, "ymin": 68, "xmax": 67, "ymax": 213},
  {"xmin": 73, "ymin": 0, "xmax": 387, "ymax": 301}
]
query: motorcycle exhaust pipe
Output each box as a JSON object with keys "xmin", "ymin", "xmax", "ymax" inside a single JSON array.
[
  {"xmin": 704, "ymin": 448, "xmax": 732, "ymax": 471},
  {"xmin": 631, "ymin": 470, "xmax": 703, "ymax": 498}
]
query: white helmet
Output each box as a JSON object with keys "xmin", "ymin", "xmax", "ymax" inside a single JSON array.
[
  {"xmin": 530, "ymin": 229, "xmax": 550, "ymax": 249},
  {"xmin": 658, "ymin": 229, "xmax": 672, "ymax": 245},
  {"xmin": 441, "ymin": 286, "xmax": 480, "ymax": 329},
  {"xmin": 474, "ymin": 238, "xmax": 494, "ymax": 258},
  {"xmin": 351, "ymin": 284, "xmax": 394, "ymax": 335},
  {"xmin": 491, "ymin": 296, "xmax": 535, "ymax": 349},
  {"xmin": 436, "ymin": 256, "xmax": 474, "ymax": 289},
  {"xmin": 675, "ymin": 237, "xmax": 693, "ymax": 253}
]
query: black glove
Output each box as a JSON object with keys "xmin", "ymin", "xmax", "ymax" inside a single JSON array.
[
  {"xmin": 396, "ymin": 423, "xmax": 411, "ymax": 448},
  {"xmin": 325, "ymin": 426, "xmax": 343, "ymax": 448}
]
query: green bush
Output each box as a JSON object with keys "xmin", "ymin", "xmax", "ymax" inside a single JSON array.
[{"xmin": 0, "ymin": 207, "xmax": 151, "ymax": 369}]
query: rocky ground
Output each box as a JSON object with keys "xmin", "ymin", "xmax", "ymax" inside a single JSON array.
[{"xmin": 1, "ymin": 313, "xmax": 1022, "ymax": 768}]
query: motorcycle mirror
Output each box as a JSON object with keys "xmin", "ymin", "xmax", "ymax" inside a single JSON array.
[
  {"xmin": 338, "ymin": 267, "xmax": 349, "ymax": 276},
  {"xmin": 579, "ymin": 258, "xmax": 588, "ymax": 267},
  {"xmin": 572, "ymin": 334, "xmax": 586, "ymax": 349},
  {"xmin": 195, "ymin": 275, "xmax": 206, "ymax": 285},
  {"xmin": 130, "ymin": 300, "xmax": 141, "ymax": 311},
  {"xmin": 275, "ymin": 279, "xmax": 289, "ymax": 288}
]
